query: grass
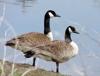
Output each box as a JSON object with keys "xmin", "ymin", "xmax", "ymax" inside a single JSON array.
[
  {"xmin": 0, "ymin": 68, "xmax": 2, "ymax": 75},
  {"xmin": 13, "ymin": 71, "xmax": 22, "ymax": 76},
  {"xmin": 0, "ymin": 60, "xmax": 67, "ymax": 76}
]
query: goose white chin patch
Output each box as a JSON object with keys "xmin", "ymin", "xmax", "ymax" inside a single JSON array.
[
  {"xmin": 69, "ymin": 27, "xmax": 73, "ymax": 33},
  {"xmin": 49, "ymin": 12, "xmax": 54, "ymax": 17},
  {"xmin": 46, "ymin": 32, "xmax": 53, "ymax": 41}
]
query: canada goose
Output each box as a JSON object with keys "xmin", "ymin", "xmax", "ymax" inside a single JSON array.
[
  {"xmin": 5, "ymin": 10, "xmax": 60, "ymax": 66},
  {"xmin": 30, "ymin": 26, "xmax": 79, "ymax": 73}
]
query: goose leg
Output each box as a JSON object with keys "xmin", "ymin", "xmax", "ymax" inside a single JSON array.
[
  {"xmin": 56, "ymin": 62, "xmax": 59, "ymax": 73},
  {"xmin": 33, "ymin": 57, "xmax": 36, "ymax": 66}
]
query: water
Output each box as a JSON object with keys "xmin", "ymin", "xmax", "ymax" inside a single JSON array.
[{"xmin": 0, "ymin": 0, "xmax": 100, "ymax": 76}]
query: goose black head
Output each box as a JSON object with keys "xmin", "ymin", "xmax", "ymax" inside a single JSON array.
[
  {"xmin": 67, "ymin": 26, "xmax": 79, "ymax": 34},
  {"xmin": 45, "ymin": 10, "xmax": 61, "ymax": 18},
  {"xmin": 65, "ymin": 26, "xmax": 79, "ymax": 42}
]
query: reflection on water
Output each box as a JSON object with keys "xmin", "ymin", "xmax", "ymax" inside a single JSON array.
[
  {"xmin": 17, "ymin": 0, "xmax": 36, "ymax": 12},
  {"xmin": 1, "ymin": 0, "xmax": 100, "ymax": 10},
  {"xmin": 0, "ymin": 0, "xmax": 19, "ymax": 5},
  {"xmin": 0, "ymin": 0, "xmax": 36, "ymax": 12},
  {"xmin": 17, "ymin": 0, "xmax": 36, "ymax": 7}
]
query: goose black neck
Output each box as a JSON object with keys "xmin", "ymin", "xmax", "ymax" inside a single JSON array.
[
  {"xmin": 44, "ymin": 14, "xmax": 51, "ymax": 35},
  {"xmin": 65, "ymin": 29, "xmax": 72, "ymax": 43}
]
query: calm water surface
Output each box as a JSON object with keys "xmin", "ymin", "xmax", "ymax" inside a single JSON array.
[{"xmin": 0, "ymin": 0, "xmax": 100, "ymax": 76}]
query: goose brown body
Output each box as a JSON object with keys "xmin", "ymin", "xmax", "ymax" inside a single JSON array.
[
  {"xmin": 34, "ymin": 40, "xmax": 78, "ymax": 63},
  {"xmin": 6, "ymin": 32, "xmax": 51, "ymax": 53}
]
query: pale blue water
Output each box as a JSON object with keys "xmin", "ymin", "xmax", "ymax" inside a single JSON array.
[{"xmin": 0, "ymin": 0, "xmax": 100, "ymax": 76}]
